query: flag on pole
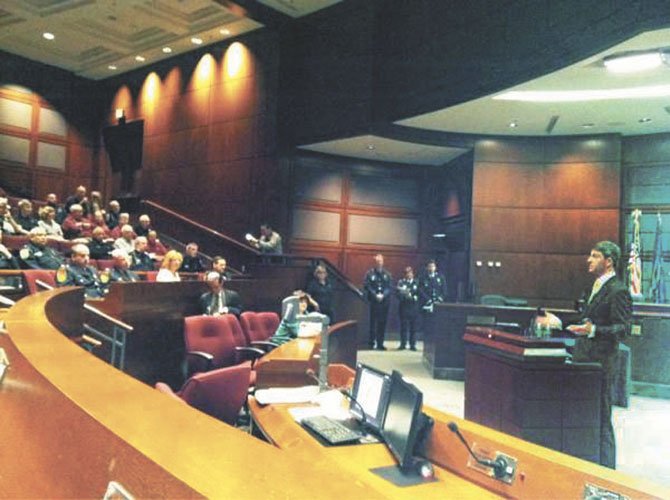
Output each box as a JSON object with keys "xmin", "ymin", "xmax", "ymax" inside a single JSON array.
[
  {"xmin": 648, "ymin": 213, "xmax": 666, "ymax": 304},
  {"xmin": 628, "ymin": 209, "xmax": 643, "ymax": 300}
]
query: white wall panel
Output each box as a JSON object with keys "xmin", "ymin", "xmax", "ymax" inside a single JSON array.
[
  {"xmin": 37, "ymin": 141, "xmax": 66, "ymax": 170},
  {"xmin": 292, "ymin": 209, "xmax": 340, "ymax": 242},
  {"xmin": 348, "ymin": 214, "xmax": 418, "ymax": 247},
  {"xmin": 0, "ymin": 134, "xmax": 30, "ymax": 164}
]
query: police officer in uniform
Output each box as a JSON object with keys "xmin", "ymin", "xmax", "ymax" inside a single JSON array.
[
  {"xmin": 109, "ymin": 249, "xmax": 139, "ymax": 283},
  {"xmin": 363, "ymin": 253, "xmax": 392, "ymax": 350},
  {"xmin": 129, "ymin": 236, "xmax": 155, "ymax": 272},
  {"xmin": 396, "ymin": 266, "xmax": 420, "ymax": 351},
  {"xmin": 20, "ymin": 227, "xmax": 66, "ymax": 269},
  {"xmin": 419, "ymin": 259, "xmax": 447, "ymax": 313},
  {"xmin": 56, "ymin": 243, "xmax": 108, "ymax": 298}
]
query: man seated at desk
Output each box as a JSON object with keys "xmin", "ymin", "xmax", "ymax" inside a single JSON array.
[
  {"xmin": 56, "ymin": 243, "xmax": 107, "ymax": 298},
  {"xmin": 199, "ymin": 271, "xmax": 242, "ymax": 316}
]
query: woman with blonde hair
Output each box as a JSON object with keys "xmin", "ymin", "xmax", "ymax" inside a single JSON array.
[
  {"xmin": 37, "ymin": 205, "xmax": 64, "ymax": 240},
  {"xmin": 156, "ymin": 249, "xmax": 183, "ymax": 282}
]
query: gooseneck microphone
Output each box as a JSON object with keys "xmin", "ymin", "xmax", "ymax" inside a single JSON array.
[
  {"xmin": 305, "ymin": 369, "xmax": 368, "ymax": 431},
  {"xmin": 448, "ymin": 422, "xmax": 508, "ymax": 479}
]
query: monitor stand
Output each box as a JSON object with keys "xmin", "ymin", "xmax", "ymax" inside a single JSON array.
[{"xmin": 369, "ymin": 463, "xmax": 437, "ymax": 487}]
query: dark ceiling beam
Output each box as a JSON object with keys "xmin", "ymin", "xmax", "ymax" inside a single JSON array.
[
  {"xmin": 213, "ymin": 0, "xmax": 291, "ymax": 28},
  {"xmin": 372, "ymin": 123, "xmax": 477, "ymax": 150}
]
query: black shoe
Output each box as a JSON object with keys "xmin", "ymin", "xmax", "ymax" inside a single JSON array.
[
  {"xmin": 367, "ymin": 343, "xmax": 375, "ymax": 350},
  {"xmin": 376, "ymin": 345, "xmax": 387, "ymax": 351},
  {"xmin": 397, "ymin": 345, "xmax": 406, "ymax": 350},
  {"xmin": 409, "ymin": 345, "xmax": 417, "ymax": 351}
]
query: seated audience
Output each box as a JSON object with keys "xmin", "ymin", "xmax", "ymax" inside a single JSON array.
[
  {"xmin": 134, "ymin": 214, "xmax": 152, "ymax": 237},
  {"xmin": 113, "ymin": 224, "xmax": 135, "ymax": 254},
  {"xmin": 0, "ymin": 198, "xmax": 25, "ymax": 235},
  {"xmin": 62, "ymin": 204, "xmax": 92, "ymax": 240},
  {"xmin": 146, "ymin": 230, "xmax": 167, "ymax": 258},
  {"xmin": 269, "ymin": 292, "xmax": 321, "ymax": 345},
  {"xmin": 246, "ymin": 222, "xmax": 283, "ymax": 254},
  {"xmin": 64, "ymin": 185, "xmax": 90, "ymax": 217},
  {"xmin": 16, "ymin": 199, "xmax": 39, "ymax": 232},
  {"xmin": 129, "ymin": 236, "xmax": 155, "ymax": 272},
  {"xmin": 89, "ymin": 191, "xmax": 104, "ymax": 215},
  {"xmin": 110, "ymin": 213, "xmax": 131, "ymax": 239},
  {"xmin": 212, "ymin": 255, "xmax": 232, "ymax": 280},
  {"xmin": 180, "ymin": 242, "xmax": 205, "ymax": 273},
  {"xmin": 105, "ymin": 200, "xmax": 121, "ymax": 229},
  {"xmin": 199, "ymin": 271, "xmax": 242, "ymax": 316},
  {"xmin": 109, "ymin": 249, "xmax": 139, "ymax": 283},
  {"xmin": 88, "ymin": 227, "xmax": 114, "ymax": 259},
  {"xmin": 38, "ymin": 206, "xmax": 64, "ymax": 240},
  {"xmin": 45, "ymin": 193, "xmax": 66, "ymax": 224},
  {"xmin": 91, "ymin": 210, "xmax": 111, "ymax": 237},
  {"xmin": 156, "ymin": 250, "xmax": 183, "ymax": 282},
  {"xmin": 55, "ymin": 243, "xmax": 106, "ymax": 298},
  {"xmin": 305, "ymin": 264, "xmax": 334, "ymax": 323},
  {"xmin": 20, "ymin": 227, "xmax": 66, "ymax": 269},
  {"xmin": 0, "ymin": 231, "xmax": 20, "ymax": 269}
]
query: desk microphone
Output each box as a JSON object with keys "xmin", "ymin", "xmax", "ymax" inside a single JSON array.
[
  {"xmin": 305, "ymin": 369, "xmax": 369, "ymax": 431},
  {"xmin": 447, "ymin": 422, "xmax": 508, "ymax": 479}
]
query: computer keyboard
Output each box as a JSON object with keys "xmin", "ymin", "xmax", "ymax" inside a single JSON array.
[{"xmin": 301, "ymin": 415, "xmax": 362, "ymax": 445}]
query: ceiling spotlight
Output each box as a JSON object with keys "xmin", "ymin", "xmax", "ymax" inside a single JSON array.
[
  {"xmin": 108, "ymin": 65, "xmax": 117, "ymax": 70},
  {"xmin": 162, "ymin": 47, "xmax": 172, "ymax": 54},
  {"xmin": 604, "ymin": 50, "xmax": 663, "ymax": 73},
  {"xmin": 582, "ymin": 123, "xmax": 595, "ymax": 128},
  {"xmin": 42, "ymin": 32, "xmax": 55, "ymax": 40},
  {"xmin": 366, "ymin": 144, "xmax": 375, "ymax": 151},
  {"xmin": 191, "ymin": 37, "xmax": 203, "ymax": 45},
  {"xmin": 220, "ymin": 29, "xmax": 230, "ymax": 36},
  {"xmin": 638, "ymin": 117, "xmax": 652, "ymax": 123},
  {"xmin": 508, "ymin": 121, "xmax": 518, "ymax": 128},
  {"xmin": 135, "ymin": 55, "xmax": 145, "ymax": 62}
]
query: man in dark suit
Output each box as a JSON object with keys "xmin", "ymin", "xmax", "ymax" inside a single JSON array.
[
  {"xmin": 567, "ymin": 240, "xmax": 632, "ymax": 470},
  {"xmin": 199, "ymin": 271, "xmax": 242, "ymax": 316}
]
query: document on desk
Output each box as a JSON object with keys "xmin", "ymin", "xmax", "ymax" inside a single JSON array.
[{"xmin": 254, "ymin": 385, "xmax": 320, "ymax": 405}]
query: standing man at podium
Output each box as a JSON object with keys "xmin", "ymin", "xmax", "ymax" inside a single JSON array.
[{"xmin": 567, "ymin": 240, "xmax": 632, "ymax": 469}]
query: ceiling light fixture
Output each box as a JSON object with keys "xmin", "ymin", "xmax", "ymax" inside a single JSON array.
[
  {"xmin": 135, "ymin": 55, "xmax": 145, "ymax": 62},
  {"xmin": 162, "ymin": 47, "xmax": 172, "ymax": 53},
  {"xmin": 220, "ymin": 29, "xmax": 230, "ymax": 36},
  {"xmin": 604, "ymin": 50, "xmax": 664, "ymax": 73},
  {"xmin": 42, "ymin": 32, "xmax": 55, "ymax": 40},
  {"xmin": 366, "ymin": 144, "xmax": 375, "ymax": 151},
  {"xmin": 494, "ymin": 84, "xmax": 670, "ymax": 102},
  {"xmin": 191, "ymin": 37, "xmax": 203, "ymax": 45},
  {"xmin": 582, "ymin": 123, "xmax": 595, "ymax": 128},
  {"xmin": 638, "ymin": 117, "xmax": 652, "ymax": 123},
  {"xmin": 508, "ymin": 121, "xmax": 518, "ymax": 128},
  {"xmin": 108, "ymin": 65, "xmax": 117, "ymax": 70}
]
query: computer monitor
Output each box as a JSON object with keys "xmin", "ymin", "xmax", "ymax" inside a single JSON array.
[
  {"xmin": 349, "ymin": 363, "xmax": 391, "ymax": 432},
  {"xmin": 281, "ymin": 295, "xmax": 300, "ymax": 323},
  {"xmin": 381, "ymin": 370, "xmax": 424, "ymax": 471}
]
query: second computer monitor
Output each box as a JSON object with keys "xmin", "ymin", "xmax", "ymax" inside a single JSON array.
[{"xmin": 350, "ymin": 363, "xmax": 391, "ymax": 433}]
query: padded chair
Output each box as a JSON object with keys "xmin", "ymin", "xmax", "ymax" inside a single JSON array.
[
  {"xmin": 183, "ymin": 314, "xmax": 264, "ymax": 378},
  {"xmin": 2, "ymin": 235, "xmax": 29, "ymax": 251},
  {"xmin": 22, "ymin": 269, "xmax": 56, "ymax": 295},
  {"xmin": 239, "ymin": 311, "xmax": 280, "ymax": 351},
  {"xmin": 144, "ymin": 271, "xmax": 159, "ymax": 282},
  {"xmin": 95, "ymin": 259, "xmax": 115, "ymax": 270},
  {"xmin": 155, "ymin": 363, "xmax": 251, "ymax": 425}
]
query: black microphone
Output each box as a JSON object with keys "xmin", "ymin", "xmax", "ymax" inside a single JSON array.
[
  {"xmin": 448, "ymin": 422, "xmax": 507, "ymax": 478},
  {"xmin": 305, "ymin": 369, "xmax": 369, "ymax": 432}
]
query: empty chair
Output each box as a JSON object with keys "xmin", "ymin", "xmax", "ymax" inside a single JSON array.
[
  {"xmin": 155, "ymin": 364, "xmax": 251, "ymax": 425},
  {"xmin": 144, "ymin": 270, "xmax": 159, "ymax": 282},
  {"xmin": 22, "ymin": 269, "xmax": 56, "ymax": 295},
  {"xmin": 240, "ymin": 311, "xmax": 280, "ymax": 351}
]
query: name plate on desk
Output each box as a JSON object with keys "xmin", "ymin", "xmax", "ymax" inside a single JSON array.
[{"xmin": 522, "ymin": 347, "xmax": 568, "ymax": 358}]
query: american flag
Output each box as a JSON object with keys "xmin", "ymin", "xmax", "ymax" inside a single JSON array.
[{"xmin": 628, "ymin": 209, "xmax": 642, "ymax": 299}]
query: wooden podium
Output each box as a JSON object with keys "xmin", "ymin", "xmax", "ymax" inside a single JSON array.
[{"xmin": 463, "ymin": 327, "xmax": 603, "ymax": 463}]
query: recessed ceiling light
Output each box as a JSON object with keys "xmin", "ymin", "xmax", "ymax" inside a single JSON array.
[
  {"xmin": 162, "ymin": 47, "xmax": 172, "ymax": 54},
  {"xmin": 508, "ymin": 121, "xmax": 518, "ymax": 128},
  {"xmin": 639, "ymin": 117, "xmax": 652, "ymax": 123},
  {"xmin": 191, "ymin": 37, "xmax": 203, "ymax": 45},
  {"xmin": 582, "ymin": 123, "xmax": 595, "ymax": 128},
  {"xmin": 135, "ymin": 55, "xmax": 145, "ymax": 62},
  {"xmin": 220, "ymin": 29, "xmax": 230, "ymax": 36},
  {"xmin": 604, "ymin": 51, "xmax": 663, "ymax": 73},
  {"xmin": 42, "ymin": 32, "xmax": 55, "ymax": 40},
  {"xmin": 366, "ymin": 144, "xmax": 375, "ymax": 151},
  {"xmin": 108, "ymin": 65, "xmax": 117, "ymax": 70}
]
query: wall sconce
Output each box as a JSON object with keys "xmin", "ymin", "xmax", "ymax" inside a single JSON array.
[{"xmin": 115, "ymin": 108, "xmax": 126, "ymax": 125}]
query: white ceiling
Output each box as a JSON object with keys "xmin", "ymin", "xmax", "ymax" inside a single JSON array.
[
  {"xmin": 0, "ymin": 0, "xmax": 340, "ymax": 80},
  {"xmin": 398, "ymin": 28, "xmax": 670, "ymax": 137},
  {"xmin": 299, "ymin": 135, "xmax": 469, "ymax": 166}
]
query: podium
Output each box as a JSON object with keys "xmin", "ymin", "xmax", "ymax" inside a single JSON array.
[{"xmin": 463, "ymin": 327, "xmax": 603, "ymax": 463}]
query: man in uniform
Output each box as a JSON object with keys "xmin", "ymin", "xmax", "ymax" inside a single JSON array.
[
  {"xmin": 199, "ymin": 271, "xmax": 243, "ymax": 316},
  {"xmin": 109, "ymin": 249, "xmax": 139, "ymax": 283},
  {"xmin": 20, "ymin": 227, "xmax": 66, "ymax": 269},
  {"xmin": 363, "ymin": 253, "xmax": 392, "ymax": 350},
  {"xmin": 56, "ymin": 243, "xmax": 107, "ymax": 298},
  {"xmin": 419, "ymin": 259, "xmax": 447, "ymax": 313},
  {"xmin": 129, "ymin": 236, "xmax": 155, "ymax": 271},
  {"xmin": 567, "ymin": 241, "xmax": 632, "ymax": 470},
  {"xmin": 396, "ymin": 266, "xmax": 420, "ymax": 351}
]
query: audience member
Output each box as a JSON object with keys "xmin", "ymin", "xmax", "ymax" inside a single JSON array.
[
  {"xmin": 0, "ymin": 198, "xmax": 25, "ymax": 235},
  {"xmin": 199, "ymin": 271, "xmax": 243, "ymax": 316},
  {"xmin": 64, "ymin": 185, "xmax": 90, "ymax": 217},
  {"xmin": 146, "ymin": 230, "xmax": 167, "ymax": 258},
  {"xmin": 45, "ymin": 193, "xmax": 66, "ymax": 223},
  {"xmin": 305, "ymin": 264, "xmax": 334, "ymax": 323},
  {"xmin": 134, "ymin": 214, "xmax": 152, "ymax": 237},
  {"xmin": 62, "ymin": 204, "xmax": 92, "ymax": 240},
  {"xmin": 396, "ymin": 266, "xmax": 420, "ymax": 351},
  {"xmin": 110, "ymin": 213, "xmax": 131, "ymax": 239},
  {"xmin": 156, "ymin": 250, "xmax": 183, "ymax": 282},
  {"xmin": 109, "ymin": 249, "xmax": 139, "ymax": 283},
  {"xmin": 0, "ymin": 231, "xmax": 20, "ymax": 269},
  {"xmin": 180, "ymin": 242, "xmax": 205, "ymax": 273},
  {"xmin": 212, "ymin": 255, "xmax": 232, "ymax": 280},
  {"xmin": 105, "ymin": 200, "xmax": 121, "ymax": 229},
  {"xmin": 88, "ymin": 227, "xmax": 114, "ymax": 259},
  {"xmin": 129, "ymin": 236, "xmax": 155, "ymax": 272},
  {"xmin": 89, "ymin": 191, "xmax": 103, "ymax": 215},
  {"xmin": 19, "ymin": 227, "xmax": 65, "ymax": 269},
  {"xmin": 55, "ymin": 243, "xmax": 106, "ymax": 298},
  {"xmin": 246, "ymin": 223, "xmax": 283, "ymax": 254},
  {"xmin": 91, "ymin": 210, "xmax": 111, "ymax": 237},
  {"xmin": 113, "ymin": 224, "xmax": 135, "ymax": 254},
  {"xmin": 16, "ymin": 199, "xmax": 39, "ymax": 232},
  {"xmin": 363, "ymin": 253, "xmax": 392, "ymax": 350},
  {"xmin": 38, "ymin": 206, "xmax": 64, "ymax": 240}
]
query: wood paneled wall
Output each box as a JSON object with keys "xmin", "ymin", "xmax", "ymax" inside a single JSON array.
[{"xmin": 471, "ymin": 136, "xmax": 621, "ymax": 308}]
